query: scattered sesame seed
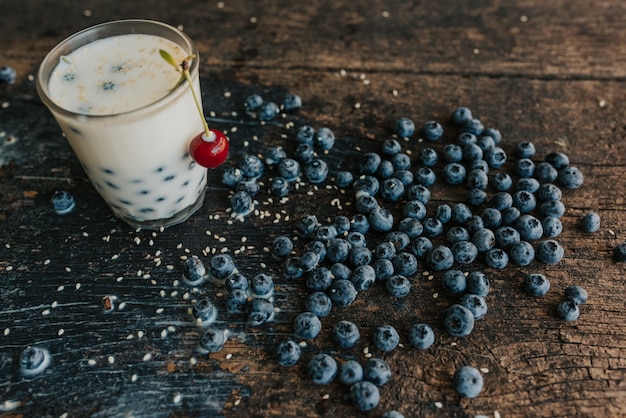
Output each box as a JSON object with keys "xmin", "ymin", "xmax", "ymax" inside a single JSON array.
[
  {"xmin": 131, "ymin": 374, "xmax": 138, "ymax": 382},
  {"xmin": 520, "ymin": 15, "xmax": 528, "ymax": 22},
  {"xmin": 65, "ymin": 267, "xmax": 72, "ymax": 272},
  {"xmin": 250, "ymin": 16, "xmax": 257, "ymax": 23},
  {"xmin": 226, "ymin": 353, "xmax": 233, "ymax": 360},
  {"xmin": 142, "ymin": 353, "xmax": 152, "ymax": 361},
  {"xmin": 354, "ymin": 102, "xmax": 361, "ymax": 109},
  {"xmin": 382, "ymin": 10, "xmax": 390, "ymax": 18},
  {"xmin": 322, "ymin": 393, "xmax": 330, "ymax": 400},
  {"xmin": 234, "ymin": 398, "xmax": 241, "ymax": 406},
  {"xmin": 480, "ymin": 367, "xmax": 490, "ymax": 373},
  {"xmin": 173, "ymin": 393, "xmax": 182, "ymax": 404},
  {"xmin": 51, "ymin": 301, "xmax": 58, "ymax": 308},
  {"xmin": 495, "ymin": 411, "xmax": 502, "ymax": 418},
  {"xmin": 108, "ymin": 356, "xmax": 115, "ymax": 364},
  {"xmin": 224, "ymin": 91, "xmax": 231, "ymax": 98},
  {"xmin": 44, "ymin": 259, "xmax": 51, "ymax": 265},
  {"xmin": 434, "ymin": 402, "xmax": 443, "ymax": 408},
  {"xmin": 473, "ymin": 48, "xmax": 480, "ymax": 55},
  {"xmin": 433, "ymin": 292, "xmax": 438, "ymax": 298},
  {"xmin": 88, "ymin": 359, "xmax": 97, "ymax": 366},
  {"xmin": 599, "ymin": 99, "xmax": 606, "ymax": 108},
  {"xmin": 4, "ymin": 328, "xmax": 10, "ymax": 336},
  {"xmin": 42, "ymin": 309, "xmax": 50, "ymax": 316},
  {"xmin": 392, "ymin": 89, "xmax": 399, "ymax": 96}
]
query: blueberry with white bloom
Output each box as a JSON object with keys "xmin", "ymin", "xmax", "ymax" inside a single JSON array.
[
  {"xmin": 226, "ymin": 288, "xmax": 249, "ymax": 314},
  {"xmin": 244, "ymin": 94, "xmax": 263, "ymax": 112},
  {"xmin": 515, "ymin": 214, "xmax": 544, "ymax": 241},
  {"xmin": 536, "ymin": 239, "xmax": 564, "ymax": 264},
  {"xmin": 0, "ymin": 66, "xmax": 17, "ymax": 85},
  {"xmin": 335, "ymin": 171, "xmax": 354, "ymax": 188},
  {"xmin": 501, "ymin": 207, "xmax": 521, "ymax": 226},
  {"xmin": 451, "ymin": 106, "xmax": 473, "ymax": 126},
  {"xmin": 277, "ymin": 158, "xmax": 300, "ymax": 181},
  {"xmin": 382, "ymin": 138, "xmax": 402, "ymax": 156},
  {"xmin": 534, "ymin": 161, "xmax": 559, "ymax": 183},
  {"xmin": 331, "ymin": 263, "xmax": 352, "ymax": 280},
  {"xmin": 332, "ymin": 320, "xmax": 360, "ymax": 348},
  {"xmin": 329, "ymin": 279, "xmax": 358, "ymax": 307},
  {"xmin": 422, "ymin": 120, "xmax": 443, "ymax": 141},
  {"xmin": 363, "ymin": 358, "xmax": 392, "ymax": 386},
  {"xmin": 460, "ymin": 294, "xmax": 488, "ymax": 320},
  {"xmin": 350, "ymin": 381, "xmax": 380, "ymax": 411},
  {"xmin": 182, "ymin": 256, "xmax": 206, "ymax": 285},
  {"xmin": 375, "ymin": 241, "xmax": 397, "ymax": 260},
  {"xmin": 386, "ymin": 231, "xmax": 411, "ymax": 251},
  {"xmin": 392, "ymin": 252, "xmax": 418, "ymax": 276},
  {"xmin": 422, "ymin": 217, "xmax": 444, "ymax": 237},
  {"xmin": 305, "ymin": 267, "xmax": 333, "ymax": 292},
  {"xmin": 472, "ymin": 228, "xmax": 495, "ymax": 253},
  {"xmin": 368, "ymin": 207, "xmax": 394, "ymax": 232},
  {"xmin": 441, "ymin": 269, "xmax": 467, "ymax": 294},
  {"xmin": 258, "ymin": 101, "xmax": 279, "ymax": 121},
  {"xmin": 391, "ymin": 152, "xmax": 412, "ymax": 170},
  {"xmin": 275, "ymin": 339, "xmax": 301, "ymax": 366},
  {"xmin": 295, "ymin": 143, "xmax": 314, "ymax": 162},
  {"xmin": 397, "ymin": 217, "xmax": 423, "ymax": 238},
  {"xmin": 304, "ymin": 158, "xmax": 329, "ymax": 183},
  {"xmin": 19, "ymin": 346, "xmax": 51, "ymax": 377},
  {"xmin": 494, "ymin": 226, "xmax": 520, "ymax": 250},
  {"xmin": 516, "ymin": 177, "xmax": 540, "ymax": 194},
  {"xmin": 271, "ymin": 235, "xmax": 293, "ymax": 259},
  {"xmin": 539, "ymin": 200, "xmax": 566, "ymax": 218},
  {"xmin": 307, "ymin": 354, "xmax": 337, "ymax": 385},
  {"xmin": 265, "ymin": 146, "xmax": 287, "ymax": 166},
  {"xmin": 208, "ymin": 254, "xmax": 236, "ymax": 282},
  {"xmin": 349, "ymin": 246, "xmax": 372, "ymax": 267},
  {"xmin": 406, "ymin": 184, "xmax": 431, "ymax": 204},
  {"xmin": 350, "ymin": 264, "xmax": 376, "ymax": 291},
  {"xmin": 239, "ymin": 154, "xmax": 264, "ymax": 178},
  {"xmin": 435, "ymin": 204, "xmax": 452, "ymax": 223},
  {"xmin": 224, "ymin": 272, "xmax": 249, "ymax": 293},
  {"xmin": 477, "ymin": 135, "xmax": 496, "ymax": 152},
  {"xmin": 442, "ymin": 304, "xmax": 475, "ymax": 337},
  {"xmin": 377, "ymin": 160, "xmax": 395, "ymax": 179},
  {"xmin": 51, "ymin": 190, "xmax": 76, "ymax": 215},
  {"xmin": 509, "ymin": 241, "xmax": 535, "ymax": 266},
  {"xmin": 339, "ymin": 360, "xmax": 364, "ymax": 386},
  {"xmin": 353, "ymin": 175, "xmax": 380, "ymax": 196},
  {"xmin": 404, "ymin": 199, "xmax": 427, "ymax": 220},
  {"xmin": 457, "ymin": 131, "xmax": 477, "ymax": 145},
  {"xmin": 556, "ymin": 300, "xmax": 580, "ymax": 322},
  {"xmin": 346, "ymin": 231, "xmax": 367, "ymax": 248},
  {"xmin": 542, "ymin": 216, "xmax": 563, "ymax": 238},
  {"xmin": 427, "ymin": 245, "xmax": 454, "ymax": 271},
  {"xmin": 294, "ymin": 312, "xmax": 322, "ymax": 339},
  {"xmin": 283, "ymin": 257, "xmax": 303, "ymax": 280},
  {"xmin": 443, "ymin": 144, "xmax": 463, "ymax": 163},
  {"xmin": 452, "ymin": 203, "xmax": 473, "ymax": 224},
  {"xmin": 466, "ymin": 271, "xmax": 490, "ymax": 296},
  {"xmin": 558, "ymin": 166, "xmax": 584, "ymax": 189},
  {"xmin": 491, "ymin": 172, "xmax": 513, "ymax": 192},
  {"xmin": 305, "ymin": 292, "xmax": 332, "ymax": 317},
  {"xmin": 466, "ymin": 188, "xmax": 487, "ymax": 206},
  {"xmin": 453, "ymin": 366, "xmax": 484, "ymax": 398},
  {"xmin": 395, "ymin": 117, "xmax": 415, "ymax": 137},
  {"xmin": 512, "ymin": 190, "xmax": 536, "ymax": 213},
  {"xmin": 283, "ymin": 93, "xmax": 302, "ymax": 112},
  {"xmin": 414, "ymin": 167, "xmax": 436, "ymax": 186},
  {"xmin": 247, "ymin": 298, "xmax": 274, "ymax": 326},
  {"xmin": 465, "ymin": 118, "xmax": 484, "ymax": 135},
  {"xmin": 380, "ymin": 178, "xmax": 405, "ymax": 202},
  {"xmin": 296, "ymin": 125, "xmax": 315, "ymax": 144},
  {"xmin": 443, "ymin": 163, "xmax": 466, "ymax": 185},
  {"xmin": 481, "ymin": 208, "xmax": 502, "ymax": 229},
  {"xmin": 463, "ymin": 143, "xmax": 483, "ymax": 163},
  {"xmin": 251, "ymin": 273, "xmax": 274, "ymax": 298},
  {"xmin": 411, "ymin": 237, "xmax": 433, "ymax": 259},
  {"xmin": 373, "ymin": 258, "xmax": 395, "ymax": 281},
  {"xmin": 545, "ymin": 152, "xmax": 570, "ymax": 169},
  {"xmin": 484, "ymin": 248, "xmax": 509, "ymax": 270},
  {"xmin": 417, "ymin": 147, "xmax": 438, "ymax": 167},
  {"xmin": 192, "ymin": 298, "xmax": 218, "ymax": 324},
  {"xmin": 485, "ymin": 147, "xmax": 507, "ymax": 169},
  {"xmin": 523, "ymin": 273, "xmax": 550, "ymax": 297},
  {"xmin": 230, "ymin": 190, "xmax": 254, "ymax": 215},
  {"xmin": 581, "ymin": 212, "xmax": 601, "ymax": 233},
  {"xmin": 386, "ymin": 274, "xmax": 411, "ymax": 298},
  {"xmin": 315, "ymin": 127, "xmax": 335, "ymax": 150},
  {"xmin": 221, "ymin": 166, "xmax": 244, "ymax": 187},
  {"xmin": 564, "ymin": 285, "xmax": 588, "ymax": 304},
  {"xmin": 451, "ymin": 241, "xmax": 478, "ymax": 264},
  {"xmin": 372, "ymin": 325, "xmax": 400, "ymax": 352},
  {"xmin": 537, "ymin": 183, "xmax": 562, "ymax": 202},
  {"xmin": 467, "ymin": 168, "xmax": 489, "ymax": 190},
  {"xmin": 408, "ymin": 323, "xmax": 435, "ymax": 350},
  {"xmin": 359, "ymin": 152, "xmax": 382, "ymax": 175},
  {"xmin": 466, "ymin": 215, "xmax": 485, "ymax": 234},
  {"xmin": 393, "ymin": 169, "xmax": 414, "ymax": 185},
  {"xmin": 515, "ymin": 158, "xmax": 535, "ymax": 178},
  {"xmin": 198, "ymin": 327, "xmax": 226, "ymax": 353},
  {"xmin": 326, "ymin": 238, "xmax": 351, "ymax": 263}
]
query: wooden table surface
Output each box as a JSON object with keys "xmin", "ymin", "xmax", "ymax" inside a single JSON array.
[{"xmin": 2, "ymin": 1, "xmax": 626, "ymax": 417}]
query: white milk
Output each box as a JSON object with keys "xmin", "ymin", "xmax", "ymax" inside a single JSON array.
[{"xmin": 46, "ymin": 34, "xmax": 207, "ymax": 225}]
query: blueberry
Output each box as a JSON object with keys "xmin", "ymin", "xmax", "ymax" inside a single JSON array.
[
  {"xmin": 226, "ymin": 288, "xmax": 249, "ymax": 314},
  {"xmin": 247, "ymin": 298, "xmax": 274, "ymax": 326},
  {"xmin": 277, "ymin": 158, "xmax": 301, "ymax": 181},
  {"xmin": 556, "ymin": 300, "xmax": 580, "ymax": 322},
  {"xmin": 452, "ymin": 203, "xmax": 473, "ymax": 224},
  {"xmin": 315, "ymin": 225, "xmax": 338, "ymax": 242},
  {"xmin": 382, "ymin": 411, "xmax": 405, "ymax": 418},
  {"xmin": 51, "ymin": 190, "xmax": 76, "ymax": 215},
  {"xmin": 422, "ymin": 217, "xmax": 444, "ymax": 238},
  {"xmin": 534, "ymin": 162, "xmax": 559, "ymax": 183},
  {"xmin": 542, "ymin": 216, "xmax": 563, "ymax": 238},
  {"xmin": 461, "ymin": 294, "xmax": 488, "ymax": 320},
  {"xmin": 463, "ymin": 143, "xmax": 483, "ymax": 162},
  {"xmin": 516, "ymin": 177, "xmax": 541, "ymax": 193},
  {"xmin": 491, "ymin": 172, "xmax": 513, "ymax": 192},
  {"xmin": 236, "ymin": 178, "xmax": 261, "ymax": 197},
  {"xmin": 283, "ymin": 93, "xmax": 302, "ymax": 112},
  {"xmin": 435, "ymin": 204, "xmax": 452, "ymax": 223},
  {"xmin": 239, "ymin": 154, "xmax": 264, "ymax": 178},
  {"xmin": 307, "ymin": 354, "xmax": 337, "ymax": 385},
  {"xmin": 395, "ymin": 117, "xmax": 415, "ymax": 137},
  {"xmin": 470, "ymin": 158, "xmax": 490, "ymax": 173},
  {"xmin": 339, "ymin": 360, "xmax": 364, "ymax": 386},
  {"xmin": 485, "ymin": 147, "xmax": 507, "ymax": 169},
  {"xmin": 466, "ymin": 188, "xmax": 488, "ymax": 206},
  {"xmin": 182, "ymin": 256, "xmax": 206, "ymax": 285},
  {"xmin": 224, "ymin": 272, "xmax": 249, "ymax": 293},
  {"xmin": 558, "ymin": 166, "xmax": 584, "ymax": 189},
  {"xmin": 315, "ymin": 127, "xmax": 335, "ymax": 150},
  {"xmin": 198, "ymin": 327, "xmax": 227, "ymax": 353},
  {"xmin": 393, "ymin": 169, "xmax": 414, "ymax": 185},
  {"xmin": 404, "ymin": 200, "xmax": 427, "ymax": 220},
  {"xmin": 536, "ymin": 239, "xmax": 564, "ymax": 264},
  {"xmin": 467, "ymin": 271, "xmax": 490, "ymax": 296},
  {"xmin": 481, "ymin": 208, "xmax": 502, "ymax": 229},
  {"xmin": 350, "ymin": 247, "xmax": 373, "ymax": 267},
  {"xmin": 332, "ymin": 320, "xmax": 360, "ymax": 348},
  {"xmin": 192, "ymin": 298, "xmax": 218, "ymax": 324},
  {"xmin": 442, "ymin": 304, "xmax": 475, "ymax": 337},
  {"xmin": 443, "ymin": 144, "xmax": 464, "ymax": 163},
  {"xmin": 230, "ymin": 190, "xmax": 254, "ymax": 214},
  {"xmin": 271, "ymin": 235, "xmax": 294, "ymax": 259},
  {"xmin": 380, "ymin": 178, "xmax": 405, "ymax": 202},
  {"xmin": 265, "ymin": 146, "xmax": 287, "ymax": 166},
  {"xmin": 451, "ymin": 241, "xmax": 478, "ymax": 264},
  {"xmin": 359, "ymin": 152, "xmax": 382, "ymax": 175},
  {"xmin": 304, "ymin": 159, "xmax": 329, "ymax": 183},
  {"xmin": 467, "ymin": 168, "xmax": 489, "ymax": 190},
  {"xmin": 386, "ymin": 231, "xmax": 411, "ymax": 251},
  {"xmin": 465, "ymin": 118, "xmax": 484, "ymax": 135},
  {"xmin": 457, "ymin": 131, "xmax": 477, "ymax": 145},
  {"xmin": 377, "ymin": 160, "xmax": 395, "ymax": 179},
  {"xmin": 494, "ymin": 226, "xmax": 520, "ymax": 250},
  {"xmin": 351, "ymin": 265, "xmax": 377, "ymax": 291},
  {"xmin": 275, "ymin": 339, "xmax": 301, "ymax": 366},
  {"xmin": 333, "ymin": 215, "xmax": 351, "ymax": 235},
  {"xmin": 335, "ymin": 171, "xmax": 354, "ymax": 188},
  {"xmin": 443, "ymin": 163, "xmax": 467, "ymax": 185},
  {"xmin": 373, "ymin": 325, "xmax": 400, "ymax": 352},
  {"xmin": 299, "ymin": 251, "xmax": 320, "ymax": 272},
  {"xmin": 447, "ymin": 226, "xmax": 470, "ymax": 244},
  {"xmin": 382, "ymin": 138, "xmax": 402, "ymax": 156},
  {"xmin": 501, "ymin": 207, "xmax": 521, "ymax": 226},
  {"xmin": 284, "ymin": 257, "xmax": 304, "ymax": 280},
  {"xmin": 414, "ymin": 167, "xmax": 437, "ymax": 186},
  {"xmin": 295, "ymin": 214, "xmax": 319, "ymax": 236},
  {"xmin": 258, "ymin": 101, "xmax": 279, "ymax": 121},
  {"xmin": 331, "ymin": 263, "xmax": 352, "ymax": 280},
  {"xmin": 346, "ymin": 231, "xmax": 367, "ymax": 248},
  {"xmin": 363, "ymin": 358, "xmax": 392, "ymax": 386},
  {"xmin": 512, "ymin": 190, "xmax": 536, "ymax": 213},
  {"xmin": 453, "ymin": 366, "xmax": 484, "ymax": 398},
  {"xmin": 411, "ymin": 237, "xmax": 433, "ymax": 259},
  {"xmin": 296, "ymin": 125, "xmax": 315, "ymax": 144},
  {"xmin": 516, "ymin": 214, "xmax": 544, "ymax": 241},
  {"xmin": 508, "ymin": 241, "xmax": 534, "ymax": 266},
  {"xmin": 396, "ymin": 218, "xmax": 422, "ymax": 239},
  {"xmin": 373, "ymin": 258, "xmax": 395, "ymax": 281},
  {"xmin": 208, "ymin": 254, "xmax": 236, "ymax": 281},
  {"xmin": 472, "ymin": 228, "xmax": 495, "ymax": 253},
  {"xmin": 483, "ymin": 127, "xmax": 502, "ymax": 143},
  {"xmin": 19, "ymin": 346, "xmax": 51, "ymax": 377},
  {"xmin": 422, "ymin": 120, "xmax": 443, "ymax": 141},
  {"xmin": 251, "ymin": 273, "xmax": 274, "ymax": 297},
  {"xmin": 408, "ymin": 323, "xmax": 435, "ymax": 350},
  {"xmin": 417, "ymin": 147, "xmax": 438, "ymax": 167},
  {"xmin": 545, "ymin": 152, "xmax": 570, "ymax": 170},
  {"xmin": 356, "ymin": 194, "xmax": 379, "ymax": 215},
  {"xmin": 375, "ymin": 241, "xmax": 397, "ymax": 260},
  {"xmin": 581, "ymin": 212, "xmax": 600, "ymax": 232},
  {"xmin": 386, "ymin": 274, "xmax": 411, "ymax": 298},
  {"xmin": 523, "ymin": 273, "xmax": 550, "ymax": 297},
  {"xmin": 353, "ymin": 175, "xmax": 380, "ymax": 196},
  {"xmin": 391, "ymin": 152, "xmax": 412, "ymax": 171},
  {"xmin": 326, "ymin": 238, "xmax": 351, "ymax": 263},
  {"xmin": 294, "ymin": 312, "xmax": 322, "ymax": 339},
  {"xmin": 329, "ymin": 279, "xmax": 358, "ymax": 307},
  {"xmin": 0, "ymin": 66, "xmax": 17, "ymax": 85},
  {"xmin": 427, "ymin": 245, "xmax": 454, "ymax": 271},
  {"xmin": 515, "ymin": 158, "xmax": 535, "ymax": 178},
  {"xmin": 614, "ymin": 242, "xmax": 626, "ymax": 262},
  {"xmin": 221, "ymin": 166, "xmax": 244, "ymax": 187},
  {"xmin": 539, "ymin": 200, "xmax": 566, "ymax": 218},
  {"xmin": 488, "ymin": 192, "xmax": 513, "ymax": 211},
  {"xmin": 295, "ymin": 143, "xmax": 315, "ymax": 162},
  {"xmin": 451, "ymin": 107, "xmax": 473, "ymax": 126},
  {"xmin": 405, "ymin": 185, "xmax": 431, "ymax": 204},
  {"xmin": 477, "ymin": 135, "xmax": 496, "ymax": 152},
  {"xmin": 369, "ymin": 207, "xmax": 394, "ymax": 232},
  {"xmin": 466, "ymin": 215, "xmax": 485, "ymax": 234},
  {"xmin": 306, "ymin": 292, "xmax": 333, "ymax": 317},
  {"xmin": 244, "ymin": 94, "xmax": 263, "ymax": 112},
  {"xmin": 441, "ymin": 269, "xmax": 467, "ymax": 294},
  {"xmin": 536, "ymin": 183, "xmax": 563, "ymax": 202},
  {"xmin": 485, "ymin": 248, "xmax": 509, "ymax": 269},
  {"xmin": 564, "ymin": 285, "xmax": 588, "ymax": 304},
  {"xmin": 305, "ymin": 267, "xmax": 333, "ymax": 292},
  {"xmin": 350, "ymin": 381, "xmax": 380, "ymax": 411}
]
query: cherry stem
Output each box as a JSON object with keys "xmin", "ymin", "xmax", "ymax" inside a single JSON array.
[{"xmin": 182, "ymin": 69, "xmax": 211, "ymax": 139}]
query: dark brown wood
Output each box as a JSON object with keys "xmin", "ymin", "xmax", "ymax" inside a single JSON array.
[{"xmin": 1, "ymin": 1, "xmax": 626, "ymax": 417}]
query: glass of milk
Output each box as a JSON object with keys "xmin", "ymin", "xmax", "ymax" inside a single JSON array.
[{"xmin": 36, "ymin": 20, "xmax": 209, "ymax": 229}]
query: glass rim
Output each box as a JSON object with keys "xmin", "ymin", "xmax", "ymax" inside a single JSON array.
[{"xmin": 35, "ymin": 19, "xmax": 199, "ymax": 120}]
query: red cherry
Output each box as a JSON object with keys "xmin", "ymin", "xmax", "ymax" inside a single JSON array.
[{"xmin": 189, "ymin": 128, "xmax": 229, "ymax": 168}]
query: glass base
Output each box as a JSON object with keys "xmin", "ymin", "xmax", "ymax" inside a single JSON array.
[{"xmin": 110, "ymin": 187, "xmax": 207, "ymax": 230}]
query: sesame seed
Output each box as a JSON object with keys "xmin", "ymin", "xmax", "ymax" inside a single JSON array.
[
  {"xmin": 173, "ymin": 393, "xmax": 182, "ymax": 404},
  {"xmin": 434, "ymin": 402, "xmax": 443, "ymax": 408},
  {"xmin": 520, "ymin": 15, "xmax": 528, "ymax": 22},
  {"xmin": 599, "ymin": 99, "xmax": 606, "ymax": 108},
  {"xmin": 480, "ymin": 367, "xmax": 490, "ymax": 373},
  {"xmin": 131, "ymin": 374, "xmax": 138, "ymax": 382},
  {"xmin": 3, "ymin": 328, "xmax": 9, "ymax": 336},
  {"xmin": 88, "ymin": 359, "xmax": 97, "ymax": 366},
  {"xmin": 433, "ymin": 292, "xmax": 439, "ymax": 298},
  {"xmin": 108, "ymin": 356, "xmax": 115, "ymax": 364},
  {"xmin": 226, "ymin": 353, "xmax": 233, "ymax": 360},
  {"xmin": 44, "ymin": 259, "xmax": 51, "ymax": 265},
  {"xmin": 142, "ymin": 353, "xmax": 152, "ymax": 361},
  {"xmin": 42, "ymin": 309, "xmax": 51, "ymax": 316},
  {"xmin": 322, "ymin": 394, "xmax": 330, "ymax": 400}
]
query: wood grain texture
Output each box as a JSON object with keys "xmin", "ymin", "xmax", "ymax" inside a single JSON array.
[{"xmin": 1, "ymin": 1, "xmax": 626, "ymax": 417}]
